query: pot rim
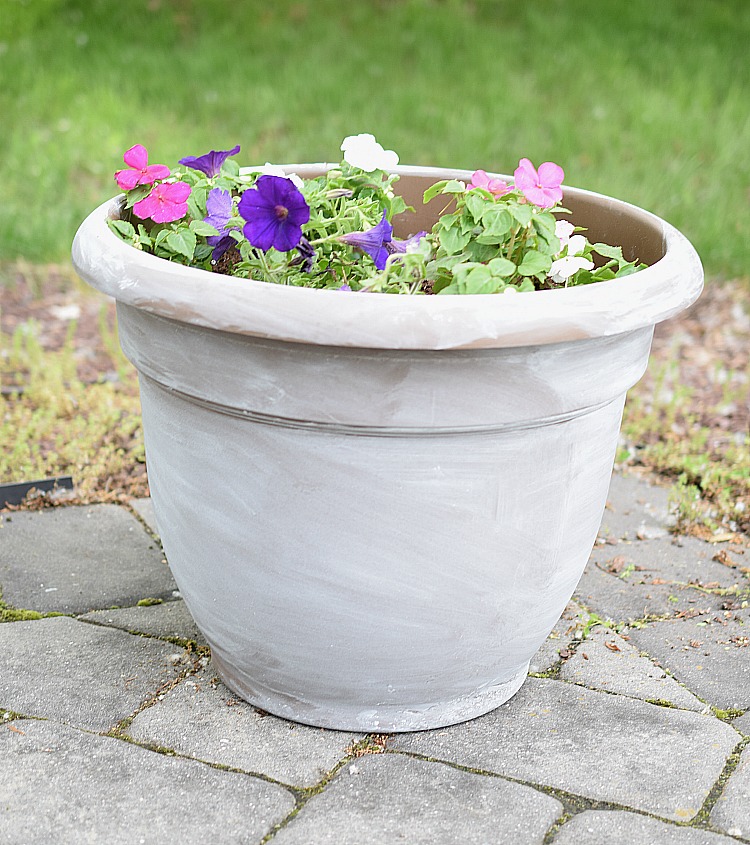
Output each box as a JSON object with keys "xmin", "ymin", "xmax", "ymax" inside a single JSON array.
[{"xmin": 71, "ymin": 163, "xmax": 703, "ymax": 350}]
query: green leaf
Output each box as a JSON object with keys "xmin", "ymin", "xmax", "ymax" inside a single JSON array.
[
  {"xmin": 439, "ymin": 225, "xmax": 472, "ymax": 255},
  {"xmin": 137, "ymin": 224, "xmax": 152, "ymax": 247},
  {"xmin": 462, "ymin": 265, "xmax": 493, "ymax": 293},
  {"xmin": 123, "ymin": 184, "xmax": 151, "ymax": 209},
  {"xmin": 509, "ymin": 203, "xmax": 533, "ymax": 226},
  {"xmin": 189, "ymin": 219, "xmax": 220, "ymax": 237},
  {"xmin": 423, "ymin": 180, "xmax": 450, "ymax": 204},
  {"xmin": 165, "ymin": 228, "xmax": 197, "ymax": 260},
  {"xmin": 479, "ymin": 206, "xmax": 513, "ymax": 240},
  {"xmin": 487, "ymin": 257, "xmax": 516, "ymax": 277},
  {"xmin": 108, "ymin": 219, "xmax": 135, "ymax": 239},
  {"xmin": 592, "ymin": 242, "xmax": 624, "ymax": 261},
  {"xmin": 442, "ymin": 179, "xmax": 467, "ymax": 194},
  {"xmin": 465, "ymin": 192, "xmax": 486, "ymax": 223},
  {"xmin": 463, "ymin": 240, "xmax": 498, "ymax": 262},
  {"xmin": 516, "ymin": 249, "xmax": 552, "ymax": 276}
]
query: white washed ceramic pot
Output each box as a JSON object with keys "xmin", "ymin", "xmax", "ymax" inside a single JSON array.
[{"xmin": 72, "ymin": 165, "xmax": 703, "ymax": 731}]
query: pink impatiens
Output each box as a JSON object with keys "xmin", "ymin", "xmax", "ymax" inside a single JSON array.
[
  {"xmin": 513, "ymin": 158, "xmax": 564, "ymax": 208},
  {"xmin": 114, "ymin": 144, "xmax": 171, "ymax": 191},
  {"xmin": 469, "ymin": 169, "xmax": 511, "ymax": 197},
  {"xmin": 133, "ymin": 182, "xmax": 191, "ymax": 223}
]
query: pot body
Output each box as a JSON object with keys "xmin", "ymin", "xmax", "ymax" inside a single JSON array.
[
  {"xmin": 72, "ymin": 165, "xmax": 703, "ymax": 731},
  {"xmin": 118, "ymin": 302, "xmax": 652, "ymax": 730}
]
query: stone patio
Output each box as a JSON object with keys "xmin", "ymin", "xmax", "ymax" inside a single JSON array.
[{"xmin": 1, "ymin": 473, "xmax": 748, "ymax": 843}]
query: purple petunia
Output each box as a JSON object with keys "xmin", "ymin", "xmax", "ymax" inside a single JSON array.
[
  {"xmin": 338, "ymin": 210, "xmax": 393, "ymax": 270},
  {"xmin": 179, "ymin": 145, "xmax": 241, "ymax": 178},
  {"xmin": 238, "ymin": 175, "xmax": 310, "ymax": 252},
  {"xmin": 386, "ymin": 231, "xmax": 427, "ymax": 255},
  {"xmin": 203, "ymin": 188, "xmax": 236, "ymax": 261}
]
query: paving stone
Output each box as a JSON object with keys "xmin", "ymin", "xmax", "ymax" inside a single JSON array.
[
  {"xmin": 529, "ymin": 601, "xmax": 584, "ymax": 674},
  {"xmin": 272, "ymin": 753, "xmax": 562, "ymax": 845},
  {"xmin": 711, "ymin": 745, "xmax": 750, "ymax": 839},
  {"xmin": 598, "ymin": 473, "xmax": 673, "ymax": 542},
  {"xmin": 553, "ymin": 810, "xmax": 740, "ymax": 844},
  {"xmin": 128, "ymin": 666, "xmax": 361, "ymax": 787},
  {"xmin": 79, "ymin": 599, "xmax": 205, "ymax": 644},
  {"xmin": 0, "ymin": 616, "xmax": 188, "ymax": 731},
  {"xmin": 576, "ymin": 535, "xmax": 747, "ymax": 623},
  {"xmin": 730, "ymin": 711, "xmax": 750, "ymax": 736},
  {"xmin": 0, "ymin": 505, "xmax": 175, "ymax": 614},
  {"xmin": 130, "ymin": 497, "xmax": 160, "ymax": 538},
  {"xmin": 0, "ymin": 719, "xmax": 293, "ymax": 845},
  {"xmin": 392, "ymin": 677, "xmax": 738, "ymax": 821},
  {"xmin": 559, "ymin": 626, "xmax": 705, "ymax": 711},
  {"xmin": 627, "ymin": 610, "xmax": 750, "ymax": 710}
]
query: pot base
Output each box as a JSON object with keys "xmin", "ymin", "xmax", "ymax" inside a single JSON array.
[{"xmin": 211, "ymin": 652, "xmax": 531, "ymax": 733}]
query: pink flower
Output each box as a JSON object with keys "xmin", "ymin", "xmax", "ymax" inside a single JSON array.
[
  {"xmin": 133, "ymin": 182, "xmax": 191, "ymax": 223},
  {"xmin": 513, "ymin": 158, "xmax": 564, "ymax": 208},
  {"xmin": 115, "ymin": 144, "xmax": 171, "ymax": 191},
  {"xmin": 469, "ymin": 169, "xmax": 511, "ymax": 197}
]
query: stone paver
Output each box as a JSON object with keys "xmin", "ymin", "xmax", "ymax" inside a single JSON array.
[
  {"xmin": 392, "ymin": 677, "xmax": 738, "ymax": 821},
  {"xmin": 731, "ymin": 712, "xmax": 750, "ymax": 736},
  {"xmin": 559, "ymin": 626, "xmax": 705, "ymax": 711},
  {"xmin": 553, "ymin": 810, "xmax": 741, "ymax": 844},
  {"xmin": 80, "ymin": 598, "xmax": 205, "ymax": 644},
  {"xmin": 0, "ymin": 505, "xmax": 175, "ymax": 613},
  {"xmin": 711, "ymin": 744, "xmax": 750, "ymax": 838},
  {"xmin": 627, "ymin": 610, "xmax": 750, "ymax": 711},
  {"xmin": 598, "ymin": 473, "xmax": 673, "ymax": 542},
  {"xmin": 0, "ymin": 616, "xmax": 187, "ymax": 731},
  {"xmin": 576, "ymin": 535, "xmax": 744, "ymax": 623},
  {"xmin": 0, "ymin": 719, "xmax": 293, "ymax": 845},
  {"xmin": 529, "ymin": 600, "xmax": 584, "ymax": 674},
  {"xmin": 272, "ymin": 754, "xmax": 562, "ymax": 845},
  {"xmin": 130, "ymin": 497, "xmax": 160, "ymax": 538},
  {"xmin": 128, "ymin": 667, "xmax": 362, "ymax": 787}
]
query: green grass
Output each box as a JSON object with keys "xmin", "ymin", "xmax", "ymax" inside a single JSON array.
[
  {"xmin": 1, "ymin": 0, "xmax": 748, "ymax": 277},
  {"xmin": 0, "ymin": 304, "xmax": 146, "ymax": 502}
]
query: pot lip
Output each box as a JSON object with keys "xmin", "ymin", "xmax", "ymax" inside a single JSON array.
[{"xmin": 71, "ymin": 163, "xmax": 703, "ymax": 350}]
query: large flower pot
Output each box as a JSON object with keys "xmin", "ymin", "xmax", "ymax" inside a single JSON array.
[{"xmin": 72, "ymin": 165, "xmax": 702, "ymax": 731}]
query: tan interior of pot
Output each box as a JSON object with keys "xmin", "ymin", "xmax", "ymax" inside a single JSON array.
[{"xmin": 392, "ymin": 174, "xmax": 667, "ymax": 267}]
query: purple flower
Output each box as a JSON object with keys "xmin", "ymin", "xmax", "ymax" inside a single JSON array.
[
  {"xmin": 290, "ymin": 236, "xmax": 316, "ymax": 273},
  {"xmin": 238, "ymin": 175, "xmax": 310, "ymax": 252},
  {"xmin": 386, "ymin": 231, "xmax": 427, "ymax": 255},
  {"xmin": 203, "ymin": 188, "xmax": 235, "ymax": 262},
  {"xmin": 338, "ymin": 209, "xmax": 393, "ymax": 270},
  {"xmin": 179, "ymin": 145, "xmax": 240, "ymax": 178}
]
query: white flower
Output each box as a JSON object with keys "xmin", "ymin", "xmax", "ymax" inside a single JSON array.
[
  {"xmin": 554, "ymin": 220, "xmax": 575, "ymax": 251},
  {"xmin": 548, "ymin": 254, "xmax": 594, "ymax": 284},
  {"xmin": 341, "ymin": 134, "xmax": 399, "ymax": 172},
  {"xmin": 247, "ymin": 162, "xmax": 305, "ymax": 191},
  {"xmin": 566, "ymin": 234, "xmax": 587, "ymax": 256}
]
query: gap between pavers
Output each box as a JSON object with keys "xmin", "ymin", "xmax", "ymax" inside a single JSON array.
[
  {"xmin": 126, "ymin": 666, "xmax": 362, "ymax": 788},
  {"xmin": 0, "ymin": 616, "xmax": 189, "ymax": 732},
  {"xmin": 710, "ymin": 743, "xmax": 750, "ymax": 839},
  {"xmin": 558, "ymin": 625, "xmax": 706, "ymax": 711},
  {"xmin": 0, "ymin": 505, "xmax": 175, "ymax": 614},
  {"xmin": 391, "ymin": 677, "xmax": 739, "ymax": 822},
  {"xmin": 0, "ymin": 719, "xmax": 294, "ymax": 845},
  {"xmin": 624, "ymin": 610, "xmax": 750, "ymax": 712},
  {"xmin": 551, "ymin": 809, "xmax": 742, "ymax": 844},
  {"xmin": 271, "ymin": 753, "xmax": 563, "ymax": 845},
  {"xmin": 79, "ymin": 598, "xmax": 205, "ymax": 645}
]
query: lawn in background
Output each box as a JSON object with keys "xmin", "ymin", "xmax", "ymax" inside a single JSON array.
[{"xmin": 0, "ymin": 0, "xmax": 748, "ymax": 279}]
